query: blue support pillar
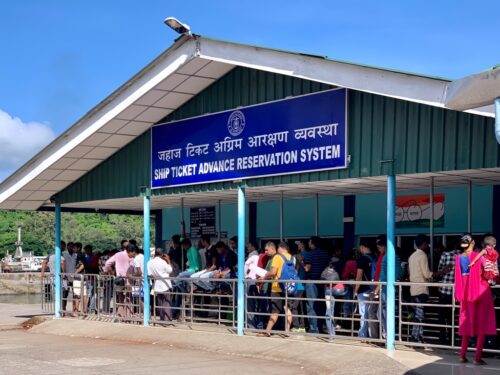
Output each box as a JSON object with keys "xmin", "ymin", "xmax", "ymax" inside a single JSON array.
[
  {"xmin": 143, "ymin": 194, "xmax": 151, "ymax": 327},
  {"xmin": 248, "ymin": 202, "xmax": 257, "ymax": 244},
  {"xmin": 54, "ymin": 198, "xmax": 62, "ymax": 318},
  {"xmin": 154, "ymin": 210, "xmax": 163, "ymax": 248},
  {"xmin": 493, "ymin": 185, "xmax": 500, "ymax": 240},
  {"xmin": 386, "ymin": 175, "xmax": 396, "ymax": 350},
  {"xmin": 343, "ymin": 195, "xmax": 356, "ymax": 258},
  {"xmin": 237, "ymin": 185, "xmax": 246, "ymax": 336}
]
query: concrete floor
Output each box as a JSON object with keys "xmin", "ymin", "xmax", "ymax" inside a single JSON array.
[
  {"xmin": 0, "ymin": 330, "xmax": 307, "ymax": 375},
  {"xmin": 2, "ymin": 303, "xmax": 500, "ymax": 375},
  {"xmin": 0, "ymin": 303, "xmax": 44, "ymax": 329}
]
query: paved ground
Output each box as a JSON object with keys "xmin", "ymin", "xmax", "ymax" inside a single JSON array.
[
  {"xmin": 0, "ymin": 303, "xmax": 44, "ymax": 329},
  {"xmin": 390, "ymin": 348, "xmax": 500, "ymax": 375},
  {"xmin": 2, "ymin": 303, "xmax": 500, "ymax": 374},
  {"xmin": 0, "ymin": 330, "xmax": 308, "ymax": 375},
  {"xmin": 31, "ymin": 319, "xmax": 411, "ymax": 374}
]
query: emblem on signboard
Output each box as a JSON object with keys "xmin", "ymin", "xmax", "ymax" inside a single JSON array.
[{"xmin": 227, "ymin": 110, "xmax": 246, "ymax": 136}]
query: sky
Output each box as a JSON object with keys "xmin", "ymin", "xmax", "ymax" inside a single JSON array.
[{"xmin": 0, "ymin": 0, "xmax": 499, "ymax": 182}]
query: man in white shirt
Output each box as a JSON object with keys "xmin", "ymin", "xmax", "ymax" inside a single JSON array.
[
  {"xmin": 148, "ymin": 248, "xmax": 173, "ymax": 321},
  {"xmin": 61, "ymin": 241, "xmax": 76, "ymax": 313},
  {"xmin": 132, "ymin": 248, "xmax": 145, "ymax": 313},
  {"xmin": 408, "ymin": 234, "xmax": 442, "ymax": 343},
  {"xmin": 41, "ymin": 241, "xmax": 66, "ymax": 304},
  {"xmin": 134, "ymin": 249, "xmax": 145, "ymax": 276},
  {"xmin": 244, "ymin": 240, "xmax": 265, "ymax": 329}
]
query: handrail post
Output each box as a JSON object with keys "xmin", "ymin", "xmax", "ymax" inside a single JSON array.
[
  {"xmin": 386, "ymin": 175, "xmax": 396, "ymax": 350},
  {"xmin": 237, "ymin": 185, "xmax": 246, "ymax": 336},
  {"xmin": 142, "ymin": 190, "xmax": 151, "ymax": 326},
  {"xmin": 54, "ymin": 197, "xmax": 62, "ymax": 319}
]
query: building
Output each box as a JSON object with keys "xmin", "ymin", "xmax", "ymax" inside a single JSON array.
[{"xmin": 0, "ymin": 33, "xmax": 499, "ymax": 348}]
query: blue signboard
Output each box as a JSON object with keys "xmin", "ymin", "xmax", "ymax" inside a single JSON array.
[{"xmin": 151, "ymin": 88, "xmax": 347, "ymax": 189}]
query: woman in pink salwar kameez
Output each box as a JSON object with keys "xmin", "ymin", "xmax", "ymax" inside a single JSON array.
[{"xmin": 454, "ymin": 236, "xmax": 497, "ymax": 365}]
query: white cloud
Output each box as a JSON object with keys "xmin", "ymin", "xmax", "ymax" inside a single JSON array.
[{"xmin": 0, "ymin": 109, "xmax": 55, "ymax": 179}]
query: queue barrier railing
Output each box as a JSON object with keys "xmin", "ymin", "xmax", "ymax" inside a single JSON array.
[
  {"xmin": 41, "ymin": 274, "xmax": 55, "ymax": 314},
  {"xmin": 152, "ymin": 276, "xmax": 236, "ymax": 327},
  {"xmin": 394, "ymin": 281, "xmax": 500, "ymax": 354},
  {"xmin": 243, "ymin": 279, "xmax": 387, "ymax": 344},
  {"xmin": 41, "ymin": 274, "xmax": 500, "ymax": 353}
]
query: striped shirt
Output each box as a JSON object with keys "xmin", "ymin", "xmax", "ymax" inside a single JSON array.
[
  {"xmin": 303, "ymin": 248, "xmax": 330, "ymax": 280},
  {"xmin": 438, "ymin": 249, "xmax": 460, "ymax": 295}
]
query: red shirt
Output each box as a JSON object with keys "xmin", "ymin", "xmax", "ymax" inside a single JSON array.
[
  {"xmin": 342, "ymin": 260, "xmax": 357, "ymax": 280},
  {"xmin": 258, "ymin": 253, "xmax": 270, "ymax": 269},
  {"xmin": 374, "ymin": 254, "xmax": 384, "ymax": 281}
]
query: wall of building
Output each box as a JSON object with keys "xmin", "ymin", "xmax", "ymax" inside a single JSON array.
[
  {"xmin": 356, "ymin": 185, "xmax": 492, "ymax": 235},
  {"xmin": 162, "ymin": 185, "xmax": 493, "ymax": 243}
]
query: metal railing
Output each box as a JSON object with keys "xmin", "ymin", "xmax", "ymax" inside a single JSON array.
[
  {"xmin": 395, "ymin": 281, "xmax": 500, "ymax": 353},
  {"xmin": 41, "ymin": 274, "xmax": 500, "ymax": 353},
  {"xmin": 41, "ymin": 274, "xmax": 55, "ymax": 314},
  {"xmin": 243, "ymin": 279, "xmax": 386, "ymax": 344},
  {"xmin": 152, "ymin": 277, "xmax": 236, "ymax": 327}
]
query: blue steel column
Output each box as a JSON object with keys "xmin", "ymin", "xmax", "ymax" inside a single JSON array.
[
  {"xmin": 154, "ymin": 210, "xmax": 163, "ymax": 248},
  {"xmin": 143, "ymin": 194, "xmax": 151, "ymax": 326},
  {"xmin": 54, "ymin": 198, "xmax": 62, "ymax": 318},
  {"xmin": 237, "ymin": 186, "xmax": 246, "ymax": 336},
  {"xmin": 343, "ymin": 195, "xmax": 356, "ymax": 258},
  {"xmin": 386, "ymin": 175, "xmax": 396, "ymax": 350}
]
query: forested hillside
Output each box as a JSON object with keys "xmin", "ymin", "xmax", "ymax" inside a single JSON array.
[{"xmin": 0, "ymin": 210, "xmax": 153, "ymax": 258}]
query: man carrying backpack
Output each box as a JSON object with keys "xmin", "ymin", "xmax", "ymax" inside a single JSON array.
[
  {"xmin": 321, "ymin": 258, "xmax": 347, "ymax": 336},
  {"xmin": 354, "ymin": 241, "xmax": 379, "ymax": 339},
  {"xmin": 258, "ymin": 242, "xmax": 297, "ymax": 336}
]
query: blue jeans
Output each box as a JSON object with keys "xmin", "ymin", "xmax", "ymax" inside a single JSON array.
[
  {"xmin": 172, "ymin": 271, "xmax": 195, "ymax": 319},
  {"xmin": 175, "ymin": 271, "xmax": 195, "ymax": 292},
  {"xmin": 411, "ymin": 294, "xmax": 428, "ymax": 340},
  {"xmin": 87, "ymin": 282, "xmax": 96, "ymax": 312},
  {"xmin": 379, "ymin": 292, "xmax": 387, "ymax": 339},
  {"xmin": 342, "ymin": 285, "xmax": 353, "ymax": 316},
  {"xmin": 246, "ymin": 284, "xmax": 263, "ymax": 329},
  {"xmin": 358, "ymin": 292, "xmax": 379, "ymax": 338},
  {"xmin": 194, "ymin": 271, "xmax": 232, "ymax": 291},
  {"xmin": 305, "ymin": 283, "xmax": 319, "ymax": 333},
  {"xmin": 325, "ymin": 287, "xmax": 348, "ymax": 335}
]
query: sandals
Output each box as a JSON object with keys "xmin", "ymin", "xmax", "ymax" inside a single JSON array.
[
  {"xmin": 257, "ymin": 332, "xmax": 271, "ymax": 337},
  {"xmin": 473, "ymin": 359, "xmax": 487, "ymax": 366},
  {"xmin": 462, "ymin": 357, "xmax": 487, "ymax": 366}
]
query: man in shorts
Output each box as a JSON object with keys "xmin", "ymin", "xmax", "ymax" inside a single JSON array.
[{"xmin": 258, "ymin": 242, "xmax": 293, "ymax": 336}]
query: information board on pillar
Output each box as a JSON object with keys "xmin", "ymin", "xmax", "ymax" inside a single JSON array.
[{"xmin": 151, "ymin": 88, "xmax": 347, "ymax": 188}]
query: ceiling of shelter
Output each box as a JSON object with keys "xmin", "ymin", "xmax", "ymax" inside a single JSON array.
[
  {"xmin": 58, "ymin": 168, "xmax": 500, "ymax": 211},
  {"xmin": 0, "ymin": 53, "xmax": 235, "ymax": 210}
]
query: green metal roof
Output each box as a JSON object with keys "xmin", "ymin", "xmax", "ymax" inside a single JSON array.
[{"xmin": 57, "ymin": 66, "xmax": 498, "ymax": 205}]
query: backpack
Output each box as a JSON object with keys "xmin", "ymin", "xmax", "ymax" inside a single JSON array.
[
  {"xmin": 321, "ymin": 264, "xmax": 340, "ymax": 282},
  {"xmin": 363, "ymin": 254, "xmax": 377, "ymax": 281},
  {"xmin": 278, "ymin": 254, "xmax": 299, "ymax": 296}
]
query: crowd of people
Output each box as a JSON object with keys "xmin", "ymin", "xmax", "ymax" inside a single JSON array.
[{"xmin": 40, "ymin": 232, "xmax": 500, "ymax": 363}]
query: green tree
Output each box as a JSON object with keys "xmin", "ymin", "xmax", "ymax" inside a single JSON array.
[{"xmin": 0, "ymin": 210, "xmax": 154, "ymax": 259}]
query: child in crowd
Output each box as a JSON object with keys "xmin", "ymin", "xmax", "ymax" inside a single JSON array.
[{"xmin": 469, "ymin": 235, "xmax": 499, "ymax": 285}]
